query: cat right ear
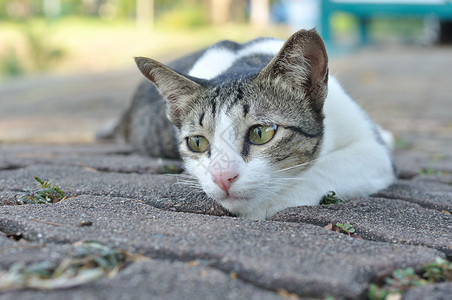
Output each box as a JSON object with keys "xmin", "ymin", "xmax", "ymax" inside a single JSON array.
[
  {"xmin": 256, "ymin": 29, "xmax": 329, "ymax": 113},
  {"xmin": 135, "ymin": 57, "xmax": 202, "ymax": 127}
]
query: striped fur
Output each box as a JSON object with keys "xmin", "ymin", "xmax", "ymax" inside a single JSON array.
[{"xmin": 135, "ymin": 29, "xmax": 395, "ymax": 219}]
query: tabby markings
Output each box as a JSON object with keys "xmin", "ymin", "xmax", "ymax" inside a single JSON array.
[
  {"xmin": 284, "ymin": 126, "xmax": 322, "ymax": 139},
  {"xmin": 199, "ymin": 112, "xmax": 205, "ymax": 127}
]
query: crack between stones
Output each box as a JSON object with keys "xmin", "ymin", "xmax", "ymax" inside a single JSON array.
[
  {"xmin": 5, "ymin": 191, "xmax": 449, "ymax": 258},
  {"xmin": 3, "ymin": 215, "xmax": 450, "ymax": 298},
  {"xmin": 0, "ymin": 229, "xmax": 290, "ymax": 298},
  {"xmin": 272, "ymin": 217, "xmax": 452, "ymax": 259},
  {"xmin": 76, "ymin": 164, "xmax": 182, "ymax": 175},
  {"xmin": 373, "ymin": 193, "xmax": 451, "ymax": 213},
  {"xmin": 56, "ymin": 191, "xmax": 232, "ymax": 217},
  {"xmin": 136, "ymin": 248, "xmax": 300, "ymax": 298},
  {"xmin": 0, "ymin": 164, "xmax": 25, "ymax": 171},
  {"xmin": 0, "ymin": 212, "xmax": 304, "ymax": 296}
]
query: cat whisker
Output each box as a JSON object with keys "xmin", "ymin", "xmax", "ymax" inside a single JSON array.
[
  {"xmin": 275, "ymin": 159, "xmax": 319, "ymax": 174},
  {"xmin": 176, "ymin": 182, "xmax": 202, "ymax": 188},
  {"xmin": 260, "ymin": 183, "xmax": 302, "ymax": 190},
  {"xmin": 174, "ymin": 181, "xmax": 203, "ymax": 189},
  {"xmin": 164, "ymin": 173, "xmax": 198, "ymax": 183},
  {"xmin": 173, "ymin": 177, "xmax": 198, "ymax": 183},
  {"xmin": 168, "ymin": 188, "xmax": 205, "ymax": 201},
  {"xmin": 183, "ymin": 190, "xmax": 205, "ymax": 199},
  {"xmin": 170, "ymin": 178, "xmax": 203, "ymax": 189},
  {"xmin": 163, "ymin": 173, "xmax": 195, "ymax": 179},
  {"xmin": 273, "ymin": 177, "xmax": 311, "ymax": 181}
]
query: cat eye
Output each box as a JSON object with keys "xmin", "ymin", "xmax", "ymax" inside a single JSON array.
[
  {"xmin": 249, "ymin": 125, "xmax": 277, "ymax": 145},
  {"xmin": 186, "ymin": 135, "xmax": 209, "ymax": 153}
]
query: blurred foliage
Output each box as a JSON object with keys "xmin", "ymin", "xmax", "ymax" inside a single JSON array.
[
  {"xmin": 21, "ymin": 21, "xmax": 66, "ymax": 71},
  {"xmin": 331, "ymin": 12, "xmax": 425, "ymax": 44},
  {"xmin": 0, "ymin": 19, "xmax": 65, "ymax": 78},
  {"xmin": 0, "ymin": 0, "xmax": 429, "ymax": 79},
  {"xmin": 0, "ymin": 0, "xmax": 218, "ymax": 21},
  {"xmin": 156, "ymin": 2, "xmax": 208, "ymax": 29},
  {"xmin": 0, "ymin": 47, "xmax": 24, "ymax": 77}
]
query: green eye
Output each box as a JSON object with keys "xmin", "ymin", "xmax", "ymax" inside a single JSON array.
[
  {"xmin": 249, "ymin": 125, "xmax": 277, "ymax": 145},
  {"xmin": 186, "ymin": 136, "xmax": 209, "ymax": 153}
]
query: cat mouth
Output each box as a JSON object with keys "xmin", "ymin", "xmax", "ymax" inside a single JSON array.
[{"xmin": 219, "ymin": 193, "xmax": 249, "ymax": 202}]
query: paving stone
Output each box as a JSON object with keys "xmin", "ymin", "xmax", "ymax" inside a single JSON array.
[
  {"xmin": 0, "ymin": 237, "xmax": 73, "ymax": 270},
  {"xmin": 0, "ymin": 143, "xmax": 133, "ymax": 158},
  {"xmin": 374, "ymin": 180, "xmax": 452, "ymax": 212},
  {"xmin": 0, "ymin": 144, "xmax": 182, "ymax": 174},
  {"xmin": 0, "ymin": 164, "xmax": 229, "ymax": 216},
  {"xmin": 0, "ymin": 191, "xmax": 19, "ymax": 206},
  {"xmin": 402, "ymin": 282, "xmax": 452, "ymax": 300},
  {"xmin": 0, "ymin": 254, "xmax": 283, "ymax": 300},
  {"xmin": 0, "ymin": 196, "xmax": 444, "ymax": 299},
  {"xmin": 394, "ymin": 150, "xmax": 452, "ymax": 179},
  {"xmin": 271, "ymin": 197, "xmax": 452, "ymax": 256},
  {"xmin": 413, "ymin": 174, "xmax": 452, "ymax": 187}
]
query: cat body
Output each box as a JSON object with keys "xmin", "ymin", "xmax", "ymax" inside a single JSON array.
[{"xmin": 133, "ymin": 30, "xmax": 396, "ymax": 219}]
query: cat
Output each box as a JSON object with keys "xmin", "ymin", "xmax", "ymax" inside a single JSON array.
[{"xmin": 132, "ymin": 29, "xmax": 396, "ymax": 220}]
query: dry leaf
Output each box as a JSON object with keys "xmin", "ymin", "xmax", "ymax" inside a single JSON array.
[
  {"xmin": 229, "ymin": 272, "xmax": 237, "ymax": 280},
  {"xmin": 277, "ymin": 288, "xmax": 299, "ymax": 299},
  {"xmin": 324, "ymin": 223, "xmax": 333, "ymax": 231},
  {"xmin": 187, "ymin": 260, "xmax": 199, "ymax": 267}
]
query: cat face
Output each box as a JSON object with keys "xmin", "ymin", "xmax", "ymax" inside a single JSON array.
[
  {"xmin": 135, "ymin": 29, "xmax": 329, "ymax": 219},
  {"xmin": 178, "ymin": 81, "xmax": 324, "ymax": 218}
]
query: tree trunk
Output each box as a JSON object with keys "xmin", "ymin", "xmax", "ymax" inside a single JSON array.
[
  {"xmin": 250, "ymin": 0, "xmax": 270, "ymax": 28},
  {"xmin": 136, "ymin": 0, "xmax": 154, "ymax": 32},
  {"xmin": 210, "ymin": 0, "xmax": 232, "ymax": 24}
]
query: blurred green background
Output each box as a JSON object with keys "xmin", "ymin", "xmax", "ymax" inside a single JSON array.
[
  {"xmin": 1, "ymin": 0, "xmax": 449, "ymax": 144},
  {"xmin": 0, "ymin": 0, "xmax": 282, "ymax": 79},
  {"xmin": 0, "ymin": 0, "xmax": 435, "ymax": 80}
]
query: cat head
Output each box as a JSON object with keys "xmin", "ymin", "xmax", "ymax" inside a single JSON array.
[{"xmin": 135, "ymin": 29, "xmax": 329, "ymax": 219}]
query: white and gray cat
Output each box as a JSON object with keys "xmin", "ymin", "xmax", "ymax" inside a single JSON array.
[{"xmin": 132, "ymin": 29, "xmax": 395, "ymax": 220}]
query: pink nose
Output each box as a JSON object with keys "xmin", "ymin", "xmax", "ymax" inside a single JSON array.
[{"xmin": 212, "ymin": 171, "xmax": 239, "ymax": 193}]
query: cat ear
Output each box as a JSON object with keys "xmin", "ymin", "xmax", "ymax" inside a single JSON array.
[
  {"xmin": 135, "ymin": 56, "xmax": 202, "ymax": 127},
  {"xmin": 257, "ymin": 29, "xmax": 328, "ymax": 112}
]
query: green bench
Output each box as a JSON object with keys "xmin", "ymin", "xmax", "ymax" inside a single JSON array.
[{"xmin": 321, "ymin": 0, "xmax": 452, "ymax": 44}]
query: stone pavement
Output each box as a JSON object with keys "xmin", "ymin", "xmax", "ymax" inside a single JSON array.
[{"xmin": 0, "ymin": 44, "xmax": 452, "ymax": 299}]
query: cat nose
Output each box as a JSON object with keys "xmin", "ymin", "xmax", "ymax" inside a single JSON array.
[{"xmin": 212, "ymin": 171, "xmax": 239, "ymax": 193}]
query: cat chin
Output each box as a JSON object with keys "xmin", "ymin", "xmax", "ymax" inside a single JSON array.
[
  {"xmin": 209, "ymin": 192, "xmax": 251, "ymax": 206},
  {"xmin": 217, "ymin": 198, "xmax": 265, "ymax": 220},
  {"xmin": 211, "ymin": 191, "xmax": 282, "ymax": 220}
]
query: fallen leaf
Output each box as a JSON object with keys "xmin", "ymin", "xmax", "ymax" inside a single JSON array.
[
  {"xmin": 277, "ymin": 288, "xmax": 299, "ymax": 299},
  {"xmin": 187, "ymin": 260, "xmax": 199, "ymax": 267},
  {"xmin": 324, "ymin": 223, "xmax": 333, "ymax": 231},
  {"xmin": 229, "ymin": 272, "xmax": 237, "ymax": 280}
]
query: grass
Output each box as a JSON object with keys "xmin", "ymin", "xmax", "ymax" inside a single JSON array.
[
  {"xmin": 17, "ymin": 176, "xmax": 65, "ymax": 204},
  {"xmin": 320, "ymin": 191, "xmax": 344, "ymax": 205},
  {"xmin": 419, "ymin": 154, "xmax": 447, "ymax": 176},
  {"xmin": 368, "ymin": 257, "xmax": 452, "ymax": 300},
  {"xmin": 324, "ymin": 222, "xmax": 357, "ymax": 237},
  {"xmin": 0, "ymin": 241, "xmax": 148, "ymax": 291},
  {"xmin": 334, "ymin": 223, "xmax": 356, "ymax": 235}
]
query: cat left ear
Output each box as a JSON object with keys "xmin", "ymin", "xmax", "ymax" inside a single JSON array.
[
  {"xmin": 135, "ymin": 57, "xmax": 203, "ymax": 127},
  {"xmin": 257, "ymin": 29, "xmax": 329, "ymax": 112}
]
